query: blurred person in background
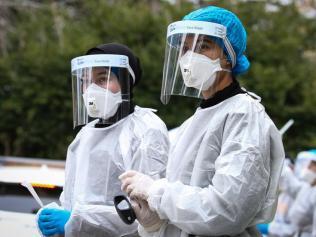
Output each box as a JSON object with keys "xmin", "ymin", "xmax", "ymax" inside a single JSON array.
[
  {"xmin": 258, "ymin": 150, "xmax": 316, "ymax": 237},
  {"xmin": 257, "ymin": 157, "xmax": 300, "ymax": 237},
  {"xmin": 288, "ymin": 150, "xmax": 316, "ymax": 237},
  {"xmin": 294, "ymin": 150, "xmax": 316, "ymax": 178}
]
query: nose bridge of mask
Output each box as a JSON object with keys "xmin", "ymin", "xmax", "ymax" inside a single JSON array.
[
  {"xmin": 181, "ymin": 50, "xmax": 227, "ymax": 71},
  {"xmin": 89, "ymin": 83, "xmax": 109, "ymax": 92},
  {"xmin": 185, "ymin": 50, "xmax": 219, "ymax": 62}
]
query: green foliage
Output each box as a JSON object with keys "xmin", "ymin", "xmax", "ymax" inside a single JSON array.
[
  {"xmin": 234, "ymin": 2, "xmax": 316, "ymax": 156},
  {"xmin": 0, "ymin": 1, "xmax": 315, "ymax": 159}
]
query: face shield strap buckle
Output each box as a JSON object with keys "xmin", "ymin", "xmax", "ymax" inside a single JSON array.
[{"xmin": 223, "ymin": 37, "xmax": 236, "ymax": 68}]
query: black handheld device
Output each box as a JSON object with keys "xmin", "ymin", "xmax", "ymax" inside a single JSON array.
[{"xmin": 114, "ymin": 195, "xmax": 136, "ymax": 225}]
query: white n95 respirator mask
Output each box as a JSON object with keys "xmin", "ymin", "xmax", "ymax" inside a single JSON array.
[
  {"xmin": 179, "ymin": 50, "xmax": 230, "ymax": 91},
  {"xmin": 82, "ymin": 83, "xmax": 122, "ymax": 119}
]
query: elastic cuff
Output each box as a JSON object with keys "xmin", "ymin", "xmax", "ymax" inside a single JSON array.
[
  {"xmin": 147, "ymin": 178, "xmax": 168, "ymax": 212},
  {"xmin": 138, "ymin": 221, "xmax": 168, "ymax": 236},
  {"xmin": 138, "ymin": 225, "xmax": 150, "ymax": 236},
  {"xmin": 143, "ymin": 220, "xmax": 166, "ymax": 233}
]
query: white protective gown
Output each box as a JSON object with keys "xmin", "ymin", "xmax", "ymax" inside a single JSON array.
[
  {"xmin": 288, "ymin": 184, "xmax": 316, "ymax": 237},
  {"xmin": 60, "ymin": 106, "xmax": 169, "ymax": 237},
  {"xmin": 139, "ymin": 93, "xmax": 285, "ymax": 237}
]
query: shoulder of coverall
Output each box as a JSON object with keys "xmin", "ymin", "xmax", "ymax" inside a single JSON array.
[
  {"xmin": 228, "ymin": 93, "xmax": 281, "ymax": 138},
  {"xmin": 214, "ymin": 92, "xmax": 265, "ymax": 117},
  {"xmin": 72, "ymin": 119, "xmax": 99, "ymax": 140},
  {"xmin": 131, "ymin": 106, "xmax": 169, "ymax": 137}
]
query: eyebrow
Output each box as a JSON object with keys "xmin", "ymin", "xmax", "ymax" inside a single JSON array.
[
  {"xmin": 97, "ymin": 70, "xmax": 109, "ymax": 76},
  {"xmin": 199, "ymin": 38, "xmax": 215, "ymax": 44},
  {"xmin": 184, "ymin": 38, "xmax": 214, "ymax": 46}
]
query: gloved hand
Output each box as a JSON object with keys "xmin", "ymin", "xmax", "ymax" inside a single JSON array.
[
  {"xmin": 256, "ymin": 223, "xmax": 270, "ymax": 235},
  {"xmin": 38, "ymin": 208, "xmax": 71, "ymax": 236},
  {"xmin": 119, "ymin": 170, "xmax": 154, "ymax": 200},
  {"xmin": 131, "ymin": 199, "xmax": 164, "ymax": 233}
]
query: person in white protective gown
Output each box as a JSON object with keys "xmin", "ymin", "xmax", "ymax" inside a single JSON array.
[
  {"xmin": 36, "ymin": 43, "xmax": 169, "ymax": 237},
  {"xmin": 119, "ymin": 6, "xmax": 285, "ymax": 237},
  {"xmin": 288, "ymin": 150, "xmax": 316, "ymax": 237}
]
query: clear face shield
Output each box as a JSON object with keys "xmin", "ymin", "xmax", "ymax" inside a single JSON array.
[
  {"xmin": 161, "ymin": 20, "xmax": 236, "ymax": 104},
  {"xmin": 71, "ymin": 54, "xmax": 135, "ymax": 128}
]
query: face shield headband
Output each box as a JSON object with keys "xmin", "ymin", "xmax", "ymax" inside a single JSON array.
[
  {"xmin": 71, "ymin": 54, "xmax": 136, "ymax": 84},
  {"xmin": 167, "ymin": 20, "xmax": 236, "ymax": 68}
]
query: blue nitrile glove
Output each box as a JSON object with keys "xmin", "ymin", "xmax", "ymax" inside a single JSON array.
[
  {"xmin": 256, "ymin": 223, "xmax": 270, "ymax": 235},
  {"xmin": 38, "ymin": 208, "xmax": 71, "ymax": 236}
]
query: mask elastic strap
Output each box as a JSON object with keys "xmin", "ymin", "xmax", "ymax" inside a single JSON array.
[
  {"xmin": 127, "ymin": 65, "xmax": 136, "ymax": 85},
  {"xmin": 223, "ymin": 37, "xmax": 236, "ymax": 68}
]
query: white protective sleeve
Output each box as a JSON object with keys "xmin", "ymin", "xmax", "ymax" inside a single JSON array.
[{"xmin": 65, "ymin": 204, "xmax": 139, "ymax": 237}]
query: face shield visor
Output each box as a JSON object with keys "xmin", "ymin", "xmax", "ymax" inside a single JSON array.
[
  {"xmin": 161, "ymin": 20, "xmax": 236, "ymax": 104},
  {"xmin": 71, "ymin": 54, "xmax": 135, "ymax": 128}
]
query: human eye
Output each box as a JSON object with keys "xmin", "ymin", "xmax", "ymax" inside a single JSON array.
[
  {"xmin": 199, "ymin": 41, "xmax": 215, "ymax": 52},
  {"xmin": 201, "ymin": 42, "xmax": 211, "ymax": 50},
  {"xmin": 90, "ymin": 75, "xmax": 103, "ymax": 86}
]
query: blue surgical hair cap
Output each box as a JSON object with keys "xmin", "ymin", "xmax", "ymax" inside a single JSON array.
[{"xmin": 183, "ymin": 6, "xmax": 250, "ymax": 75}]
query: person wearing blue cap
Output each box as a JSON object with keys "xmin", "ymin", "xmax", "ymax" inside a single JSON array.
[{"xmin": 120, "ymin": 6, "xmax": 285, "ymax": 237}]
